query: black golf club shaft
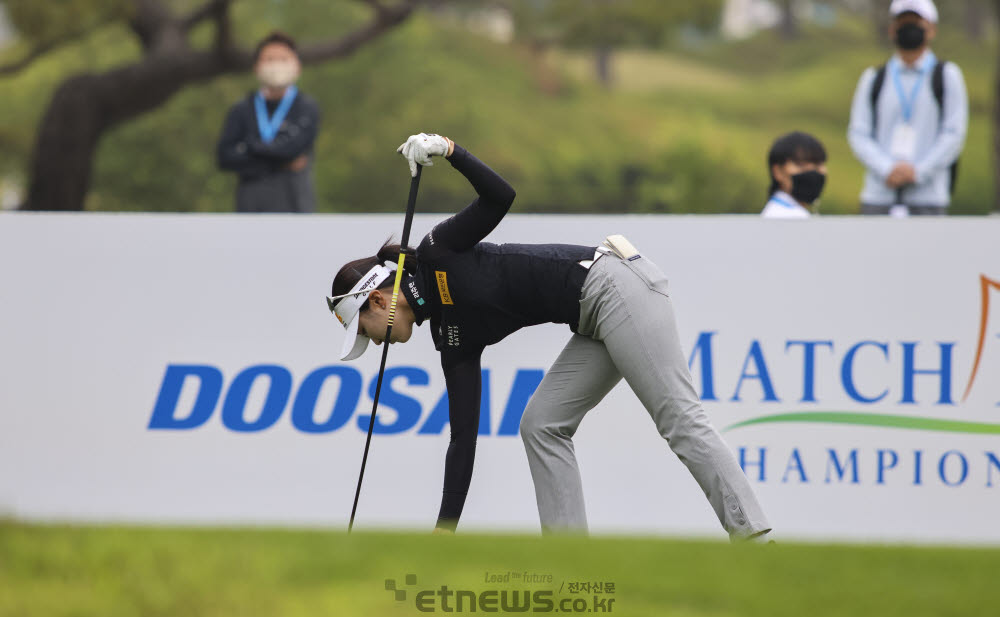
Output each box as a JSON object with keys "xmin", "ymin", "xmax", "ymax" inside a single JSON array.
[{"xmin": 349, "ymin": 166, "xmax": 422, "ymax": 532}]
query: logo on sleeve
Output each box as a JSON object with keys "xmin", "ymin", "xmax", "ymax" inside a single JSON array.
[
  {"xmin": 407, "ymin": 281, "xmax": 425, "ymax": 306},
  {"xmin": 435, "ymin": 271, "xmax": 454, "ymax": 305}
]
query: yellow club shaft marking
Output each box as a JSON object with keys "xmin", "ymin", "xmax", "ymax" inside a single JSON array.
[{"xmin": 386, "ymin": 253, "xmax": 406, "ymax": 327}]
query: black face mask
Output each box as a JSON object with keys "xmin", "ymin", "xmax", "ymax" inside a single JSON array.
[
  {"xmin": 895, "ymin": 23, "xmax": 926, "ymax": 51},
  {"xmin": 790, "ymin": 170, "xmax": 826, "ymax": 205}
]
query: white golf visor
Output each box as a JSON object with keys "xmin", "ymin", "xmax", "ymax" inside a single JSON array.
[{"xmin": 326, "ymin": 263, "xmax": 395, "ymax": 361}]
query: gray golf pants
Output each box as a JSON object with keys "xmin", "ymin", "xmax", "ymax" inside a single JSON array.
[{"xmin": 519, "ymin": 253, "xmax": 771, "ymax": 539}]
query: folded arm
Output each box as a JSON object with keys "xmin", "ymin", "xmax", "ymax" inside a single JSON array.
[
  {"xmin": 248, "ymin": 99, "xmax": 321, "ymax": 162},
  {"xmin": 216, "ymin": 106, "xmax": 274, "ymax": 177}
]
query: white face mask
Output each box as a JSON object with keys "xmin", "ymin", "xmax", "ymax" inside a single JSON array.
[{"xmin": 256, "ymin": 60, "xmax": 299, "ymax": 89}]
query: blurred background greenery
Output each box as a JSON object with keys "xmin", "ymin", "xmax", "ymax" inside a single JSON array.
[{"xmin": 0, "ymin": 0, "xmax": 997, "ymax": 215}]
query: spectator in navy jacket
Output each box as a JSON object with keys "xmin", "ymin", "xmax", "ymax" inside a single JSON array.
[{"xmin": 217, "ymin": 31, "xmax": 321, "ymax": 212}]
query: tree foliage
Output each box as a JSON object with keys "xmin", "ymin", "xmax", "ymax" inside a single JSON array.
[
  {"xmin": 502, "ymin": 0, "xmax": 723, "ymax": 85},
  {"xmin": 1, "ymin": 0, "xmax": 420, "ymax": 210},
  {"xmin": 1, "ymin": 0, "xmax": 997, "ymax": 214},
  {"xmin": 5, "ymin": 0, "xmax": 128, "ymax": 42},
  {"xmin": 507, "ymin": 0, "xmax": 723, "ymax": 48}
]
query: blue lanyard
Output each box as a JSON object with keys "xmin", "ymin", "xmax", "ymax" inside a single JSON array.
[
  {"xmin": 254, "ymin": 86, "xmax": 298, "ymax": 143},
  {"xmin": 769, "ymin": 195, "xmax": 798, "ymax": 210},
  {"xmin": 890, "ymin": 58, "xmax": 928, "ymax": 124}
]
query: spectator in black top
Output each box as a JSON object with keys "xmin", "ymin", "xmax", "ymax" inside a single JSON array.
[
  {"xmin": 217, "ymin": 31, "xmax": 321, "ymax": 212},
  {"xmin": 325, "ymin": 134, "xmax": 771, "ymax": 541}
]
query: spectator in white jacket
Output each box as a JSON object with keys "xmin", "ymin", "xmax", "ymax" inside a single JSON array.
[{"xmin": 847, "ymin": 0, "xmax": 968, "ymax": 216}]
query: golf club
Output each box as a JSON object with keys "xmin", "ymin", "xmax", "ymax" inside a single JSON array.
[{"xmin": 348, "ymin": 165, "xmax": 422, "ymax": 533}]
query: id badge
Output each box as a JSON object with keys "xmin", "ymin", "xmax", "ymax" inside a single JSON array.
[{"xmin": 890, "ymin": 124, "xmax": 918, "ymax": 160}]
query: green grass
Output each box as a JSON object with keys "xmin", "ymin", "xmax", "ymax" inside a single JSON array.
[{"xmin": 2, "ymin": 522, "xmax": 1000, "ymax": 617}]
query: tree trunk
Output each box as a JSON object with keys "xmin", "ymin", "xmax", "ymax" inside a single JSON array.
[
  {"xmin": 778, "ymin": 0, "xmax": 798, "ymax": 40},
  {"xmin": 594, "ymin": 46, "xmax": 613, "ymax": 88},
  {"xmin": 964, "ymin": 0, "xmax": 986, "ymax": 41},
  {"xmin": 22, "ymin": 52, "xmax": 242, "ymax": 211},
  {"xmin": 17, "ymin": 0, "xmax": 416, "ymax": 211},
  {"xmin": 873, "ymin": 0, "xmax": 892, "ymax": 46},
  {"xmin": 25, "ymin": 76, "xmax": 105, "ymax": 211},
  {"xmin": 527, "ymin": 40, "xmax": 562, "ymax": 96}
]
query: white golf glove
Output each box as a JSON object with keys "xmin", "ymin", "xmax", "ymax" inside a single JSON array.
[{"xmin": 396, "ymin": 133, "xmax": 451, "ymax": 177}]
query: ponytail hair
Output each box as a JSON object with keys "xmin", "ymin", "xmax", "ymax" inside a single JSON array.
[
  {"xmin": 376, "ymin": 239, "xmax": 418, "ymax": 276},
  {"xmin": 331, "ymin": 237, "xmax": 418, "ymax": 310},
  {"xmin": 767, "ymin": 131, "xmax": 827, "ymax": 197}
]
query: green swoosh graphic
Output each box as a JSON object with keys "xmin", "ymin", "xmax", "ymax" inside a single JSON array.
[{"xmin": 724, "ymin": 412, "xmax": 1000, "ymax": 435}]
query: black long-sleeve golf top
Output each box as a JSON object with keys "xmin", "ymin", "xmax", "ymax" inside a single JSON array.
[{"xmin": 397, "ymin": 144, "xmax": 596, "ymax": 530}]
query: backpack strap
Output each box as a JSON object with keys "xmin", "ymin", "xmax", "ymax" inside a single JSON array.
[
  {"xmin": 931, "ymin": 60, "xmax": 959, "ymax": 196},
  {"xmin": 869, "ymin": 64, "xmax": 887, "ymax": 135},
  {"xmin": 931, "ymin": 59, "xmax": 946, "ymax": 112}
]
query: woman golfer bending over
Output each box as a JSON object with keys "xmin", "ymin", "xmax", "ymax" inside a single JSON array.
[{"xmin": 329, "ymin": 133, "xmax": 771, "ymax": 540}]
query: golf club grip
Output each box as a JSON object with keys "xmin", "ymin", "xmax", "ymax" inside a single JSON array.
[{"xmin": 399, "ymin": 166, "xmax": 421, "ymax": 249}]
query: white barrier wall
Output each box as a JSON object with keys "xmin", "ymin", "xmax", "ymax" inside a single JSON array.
[{"xmin": 1, "ymin": 212, "xmax": 999, "ymax": 544}]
